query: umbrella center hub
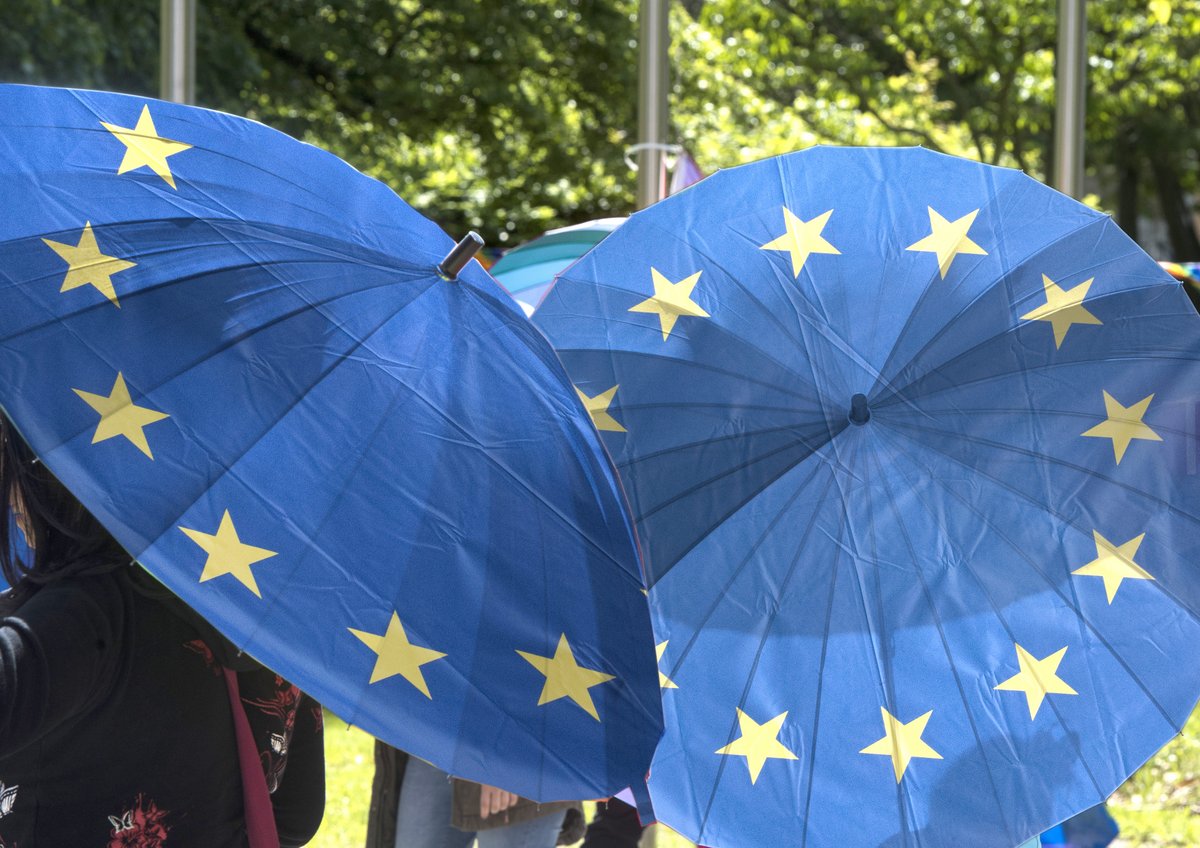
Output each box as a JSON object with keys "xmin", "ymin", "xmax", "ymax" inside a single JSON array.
[{"xmin": 848, "ymin": 393, "xmax": 871, "ymax": 426}]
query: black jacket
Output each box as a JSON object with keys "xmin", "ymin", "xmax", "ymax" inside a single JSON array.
[{"xmin": 0, "ymin": 566, "xmax": 324, "ymax": 846}]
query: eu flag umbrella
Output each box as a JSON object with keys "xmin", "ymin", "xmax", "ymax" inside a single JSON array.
[
  {"xmin": 0, "ymin": 84, "xmax": 662, "ymax": 801},
  {"xmin": 533, "ymin": 147, "xmax": 1200, "ymax": 846}
]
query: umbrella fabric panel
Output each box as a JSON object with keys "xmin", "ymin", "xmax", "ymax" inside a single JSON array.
[
  {"xmin": 534, "ymin": 146, "xmax": 1200, "ymax": 846},
  {"xmin": 0, "ymin": 87, "xmax": 446, "ymax": 263},
  {"xmin": 878, "ymin": 217, "xmax": 1186, "ymax": 405},
  {"xmin": 0, "ymin": 84, "xmax": 662, "ymax": 801},
  {"xmin": 648, "ymin": 426, "xmax": 1200, "ymax": 847}
]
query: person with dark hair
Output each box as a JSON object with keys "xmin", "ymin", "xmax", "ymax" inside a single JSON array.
[{"xmin": 0, "ymin": 415, "xmax": 325, "ymax": 846}]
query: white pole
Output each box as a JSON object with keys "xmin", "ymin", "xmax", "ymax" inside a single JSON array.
[
  {"xmin": 160, "ymin": 0, "xmax": 196, "ymax": 104},
  {"xmin": 637, "ymin": 0, "xmax": 670, "ymax": 210},
  {"xmin": 1053, "ymin": 0, "xmax": 1086, "ymax": 198}
]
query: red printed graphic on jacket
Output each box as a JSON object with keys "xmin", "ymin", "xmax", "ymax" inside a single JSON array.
[
  {"xmin": 242, "ymin": 675, "xmax": 300, "ymax": 793},
  {"xmin": 182, "ymin": 639, "xmax": 220, "ymax": 676},
  {"xmin": 106, "ymin": 794, "xmax": 171, "ymax": 848}
]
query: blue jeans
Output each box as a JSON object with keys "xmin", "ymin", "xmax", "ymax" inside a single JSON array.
[{"xmin": 394, "ymin": 756, "xmax": 565, "ymax": 848}]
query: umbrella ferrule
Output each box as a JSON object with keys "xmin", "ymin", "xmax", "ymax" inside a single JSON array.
[
  {"xmin": 848, "ymin": 393, "xmax": 871, "ymax": 425},
  {"xmin": 438, "ymin": 232, "xmax": 485, "ymax": 281}
]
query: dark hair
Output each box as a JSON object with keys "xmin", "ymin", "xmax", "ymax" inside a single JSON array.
[{"xmin": 1, "ymin": 414, "xmax": 128, "ymax": 605}]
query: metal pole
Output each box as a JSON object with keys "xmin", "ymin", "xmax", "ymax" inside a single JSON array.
[
  {"xmin": 160, "ymin": 0, "xmax": 197, "ymax": 104},
  {"xmin": 1053, "ymin": 0, "xmax": 1086, "ymax": 198},
  {"xmin": 636, "ymin": 0, "xmax": 670, "ymax": 210}
]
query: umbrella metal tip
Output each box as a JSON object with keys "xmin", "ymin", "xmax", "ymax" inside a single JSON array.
[
  {"xmin": 848, "ymin": 393, "xmax": 871, "ymax": 426},
  {"xmin": 438, "ymin": 231, "xmax": 485, "ymax": 281}
]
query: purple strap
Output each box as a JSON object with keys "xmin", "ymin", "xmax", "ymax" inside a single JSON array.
[{"xmin": 224, "ymin": 667, "xmax": 280, "ymax": 848}]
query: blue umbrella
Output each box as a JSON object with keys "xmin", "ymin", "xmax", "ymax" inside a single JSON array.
[
  {"xmin": 491, "ymin": 218, "xmax": 624, "ymax": 315},
  {"xmin": 534, "ymin": 147, "xmax": 1200, "ymax": 846},
  {"xmin": 0, "ymin": 84, "xmax": 662, "ymax": 801}
]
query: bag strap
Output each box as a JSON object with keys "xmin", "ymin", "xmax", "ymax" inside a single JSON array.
[{"xmin": 223, "ymin": 667, "xmax": 281, "ymax": 848}]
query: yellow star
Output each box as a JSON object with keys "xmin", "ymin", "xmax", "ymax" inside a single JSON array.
[
  {"xmin": 517, "ymin": 633, "xmax": 615, "ymax": 721},
  {"xmin": 348, "ymin": 612, "xmax": 447, "ymax": 696},
  {"xmin": 42, "ymin": 222, "xmax": 136, "ymax": 307},
  {"xmin": 1072, "ymin": 530, "xmax": 1153, "ymax": 603},
  {"xmin": 101, "ymin": 104, "xmax": 192, "ymax": 189},
  {"xmin": 656, "ymin": 641, "xmax": 678, "ymax": 689},
  {"xmin": 994, "ymin": 644, "xmax": 1078, "ymax": 719},
  {"xmin": 759, "ymin": 207, "xmax": 840, "ymax": 278},
  {"xmin": 1081, "ymin": 391, "xmax": 1163, "ymax": 464},
  {"xmin": 715, "ymin": 709, "xmax": 799, "ymax": 784},
  {"xmin": 859, "ymin": 707, "xmax": 942, "ymax": 782},
  {"xmin": 1020, "ymin": 274, "xmax": 1103, "ymax": 348},
  {"xmin": 906, "ymin": 207, "xmax": 988, "ymax": 279},
  {"xmin": 576, "ymin": 385, "xmax": 626, "ymax": 433},
  {"xmin": 180, "ymin": 510, "xmax": 277, "ymax": 598},
  {"xmin": 628, "ymin": 268, "xmax": 710, "ymax": 341},
  {"xmin": 72, "ymin": 372, "xmax": 169, "ymax": 459}
]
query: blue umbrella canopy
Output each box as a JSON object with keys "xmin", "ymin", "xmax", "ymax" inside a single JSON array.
[
  {"xmin": 491, "ymin": 218, "xmax": 624, "ymax": 315},
  {"xmin": 534, "ymin": 147, "xmax": 1200, "ymax": 846},
  {"xmin": 0, "ymin": 84, "xmax": 662, "ymax": 801}
]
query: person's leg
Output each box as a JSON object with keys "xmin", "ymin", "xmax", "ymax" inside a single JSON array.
[
  {"xmin": 474, "ymin": 809, "xmax": 567, "ymax": 848},
  {"xmin": 394, "ymin": 757, "xmax": 475, "ymax": 848}
]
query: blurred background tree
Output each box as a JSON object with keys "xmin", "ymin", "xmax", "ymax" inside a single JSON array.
[{"xmin": 2, "ymin": 0, "xmax": 1197, "ymax": 255}]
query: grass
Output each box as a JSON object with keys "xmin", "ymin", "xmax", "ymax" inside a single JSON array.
[
  {"xmin": 310, "ymin": 712, "xmax": 373, "ymax": 848},
  {"xmin": 309, "ymin": 707, "xmax": 1200, "ymax": 847},
  {"xmin": 1109, "ymin": 706, "xmax": 1200, "ymax": 847}
]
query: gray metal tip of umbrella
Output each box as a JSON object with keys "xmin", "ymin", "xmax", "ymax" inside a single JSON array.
[{"xmin": 438, "ymin": 232, "xmax": 485, "ymax": 281}]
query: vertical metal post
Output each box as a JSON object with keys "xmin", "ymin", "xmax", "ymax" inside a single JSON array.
[
  {"xmin": 637, "ymin": 0, "xmax": 670, "ymax": 210},
  {"xmin": 160, "ymin": 0, "xmax": 197, "ymax": 104},
  {"xmin": 1053, "ymin": 0, "xmax": 1086, "ymax": 198}
]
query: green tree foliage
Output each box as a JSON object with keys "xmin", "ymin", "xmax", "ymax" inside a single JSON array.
[
  {"xmin": 2, "ymin": 1, "xmax": 1197, "ymax": 253},
  {"xmin": 1, "ymin": 0, "xmax": 639, "ymax": 244},
  {"xmin": 673, "ymin": 0, "xmax": 1200, "ymax": 256}
]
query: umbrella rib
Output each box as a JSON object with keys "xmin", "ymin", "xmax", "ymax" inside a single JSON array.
[
  {"xmin": 766, "ymin": 154, "xmax": 897, "ymax": 393},
  {"xmin": 860, "ymin": 443, "xmax": 912, "ymax": 841},
  {"xmin": 555, "ymin": 212, "xmax": 877, "ymax": 396},
  {"xmin": 233, "ymin": 368, "xmax": 410, "ymax": 656},
  {"xmin": 634, "ymin": 427, "xmax": 847, "ymax": 582},
  {"xmin": 618, "ymin": 418, "xmax": 839, "ymax": 472},
  {"xmin": 799, "ymin": 474, "xmax": 851, "ymax": 848},
  {"xmin": 868, "ymin": 443, "xmax": 1036, "ymax": 844},
  {"xmin": 871, "ymin": 280, "xmax": 1189, "ymax": 408},
  {"xmin": 881, "ymin": 403, "xmax": 1194, "ymax": 441},
  {"xmin": 883, "ymin": 435, "xmax": 1139, "ymax": 795},
  {"xmin": 553, "ymin": 346, "xmax": 821, "ymax": 405},
  {"xmin": 19, "ymin": 227, "xmax": 628, "ymax": 568},
  {"xmin": 43, "ymin": 111, "xmax": 407, "ymax": 230},
  {"xmin": 692, "ymin": 470, "xmax": 840, "ymax": 845},
  {"xmin": 885, "ymin": 418, "xmax": 1200, "ymax": 535},
  {"xmin": 878, "ymin": 425, "xmax": 1188, "ymax": 731},
  {"xmin": 142, "ymin": 288, "xmax": 637, "ymax": 582},
  {"xmin": 871, "ymin": 221, "xmax": 1157, "ymax": 404},
  {"xmin": 875, "ymin": 347, "xmax": 1200, "ymax": 415},
  {"xmin": 0, "ymin": 215, "xmax": 437, "ymax": 347},
  {"xmin": 869, "ymin": 176, "xmax": 1104, "ymax": 396},
  {"xmin": 19, "ymin": 275, "xmax": 427, "ymax": 459},
  {"xmin": 875, "ymin": 427, "xmax": 1187, "ymax": 826},
  {"xmin": 136, "ymin": 277, "xmax": 449, "ymax": 555},
  {"xmin": 659, "ymin": 458, "xmax": 831, "ymax": 689}
]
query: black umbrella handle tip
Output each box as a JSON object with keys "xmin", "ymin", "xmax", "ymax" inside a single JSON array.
[{"xmin": 438, "ymin": 232, "xmax": 485, "ymax": 281}]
